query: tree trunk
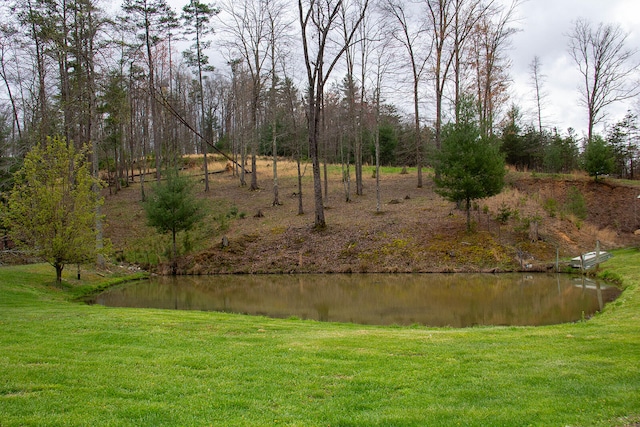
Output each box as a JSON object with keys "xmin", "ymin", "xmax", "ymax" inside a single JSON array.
[
  {"xmin": 271, "ymin": 45, "xmax": 279, "ymax": 205},
  {"xmin": 355, "ymin": 129, "xmax": 363, "ymax": 196},
  {"xmin": 340, "ymin": 126, "xmax": 351, "ymax": 202},
  {"xmin": 323, "ymin": 159, "xmax": 328, "ymax": 203},
  {"xmin": 250, "ymin": 80, "xmax": 260, "ymax": 191},
  {"xmin": 86, "ymin": 6, "xmax": 104, "ymax": 268},
  {"xmin": 195, "ymin": 21, "xmax": 210, "ymax": 193},
  {"xmin": 0, "ymin": 58, "xmax": 22, "ymax": 140},
  {"xmin": 310, "ymin": 99, "xmax": 326, "ymax": 228},
  {"xmin": 140, "ymin": 94, "xmax": 148, "ymax": 202},
  {"xmin": 375, "ymin": 89, "xmax": 381, "ymax": 213},
  {"xmin": 466, "ymin": 197, "xmax": 471, "ymax": 232},
  {"xmin": 250, "ymin": 152, "xmax": 258, "ymax": 191},
  {"xmin": 414, "ymin": 81, "xmax": 423, "ymax": 188},
  {"xmin": 297, "ymin": 153, "xmax": 304, "ymax": 215},
  {"xmin": 311, "ymin": 145, "xmax": 325, "ymax": 227},
  {"xmin": 200, "ymin": 118, "xmax": 210, "ymax": 193},
  {"xmin": 272, "ymin": 139, "xmax": 280, "ymax": 205},
  {"xmin": 308, "ymin": 87, "xmax": 326, "ymax": 228},
  {"xmin": 55, "ymin": 262, "xmax": 64, "ymax": 285},
  {"xmin": 144, "ymin": 9, "xmax": 161, "ymax": 182},
  {"xmin": 171, "ymin": 229, "xmax": 177, "ymax": 275}
]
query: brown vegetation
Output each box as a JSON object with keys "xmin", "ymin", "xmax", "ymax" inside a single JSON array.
[{"xmin": 103, "ymin": 157, "xmax": 640, "ymax": 274}]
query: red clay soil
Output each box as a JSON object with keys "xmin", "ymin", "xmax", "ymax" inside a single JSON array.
[{"xmin": 513, "ymin": 177, "xmax": 640, "ymax": 233}]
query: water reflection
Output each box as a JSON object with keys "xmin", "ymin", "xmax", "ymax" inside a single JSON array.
[{"xmin": 91, "ymin": 274, "xmax": 621, "ymax": 327}]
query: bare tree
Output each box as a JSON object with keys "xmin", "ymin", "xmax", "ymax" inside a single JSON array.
[
  {"xmin": 182, "ymin": 0, "xmax": 219, "ymax": 192},
  {"xmin": 341, "ymin": 14, "xmax": 357, "ymax": 202},
  {"xmin": 343, "ymin": 0, "xmax": 370, "ymax": 197},
  {"xmin": 528, "ymin": 55, "xmax": 547, "ymax": 132},
  {"xmin": 469, "ymin": 0, "xmax": 520, "ymax": 137},
  {"xmin": 265, "ymin": 0, "xmax": 291, "ymax": 207},
  {"xmin": 279, "ymin": 68, "xmax": 306, "ymax": 215},
  {"xmin": 227, "ymin": 58, "xmax": 250, "ymax": 186},
  {"xmin": 371, "ymin": 24, "xmax": 394, "ymax": 213},
  {"xmin": 425, "ymin": 0, "xmax": 454, "ymax": 155},
  {"xmin": 424, "ymin": 0, "xmax": 497, "ymax": 149},
  {"xmin": 0, "ymin": 23, "xmax": 23, "ymax": 143},
  {"xmin": 298, "ymin": 0, "xmax": 369, "ymax": 229},
  {"xmin": 451, "ymin": 0, "xmax": 492, "ymax": 123},
  {"xmin": 13, "ymin": 0, "xmax": 58, "ymax": 145},
  {"xmin": 122, "ymin": 0, "xmax": 176, "ymax": 185},
  {"xmin": 220, "ymin": 0, "xmax": 271, "ymax": 191},
  {"xmin": 383, "ymin": 0, "xmax": 429, "ymax": 188},
  {"xmin": 568, "ymin": 19, "xmax": 640, "ymax": 142}
]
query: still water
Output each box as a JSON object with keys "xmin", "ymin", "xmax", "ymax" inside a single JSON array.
[{"xmin": 91, "ymin": 273, "xmax": 621, "ymax": 327}]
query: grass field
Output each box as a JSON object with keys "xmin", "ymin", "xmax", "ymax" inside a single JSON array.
[{"xmin": 1, "ymin": 254, "xmax": 639, "ymax": 426}]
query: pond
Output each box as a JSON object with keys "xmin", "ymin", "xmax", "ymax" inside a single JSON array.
[{"xmin": 89, "ymin": 273, "xmax": 621, "ymax": 328}]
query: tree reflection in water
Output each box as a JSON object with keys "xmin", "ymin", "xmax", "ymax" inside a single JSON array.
[{"xmin": 92, "ymin": 273, "xmax": 620, "ymax": 327}]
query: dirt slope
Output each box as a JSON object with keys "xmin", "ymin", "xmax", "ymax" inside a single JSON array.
[{"xmin": 103, "ymin": 157, "xmax": 640, "ymax": 274}]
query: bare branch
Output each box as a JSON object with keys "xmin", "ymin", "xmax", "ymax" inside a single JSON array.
[{"xmin": 568, "ymin": 18, "xmax": 640, "ymax": 140}]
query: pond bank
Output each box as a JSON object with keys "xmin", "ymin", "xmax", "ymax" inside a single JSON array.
[{"xmin": 0, "ymin": 250, "xmax": 639, "ymax": 425}]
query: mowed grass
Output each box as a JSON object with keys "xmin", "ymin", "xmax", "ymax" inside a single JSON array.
[{"xmin": 1, "ymin": 256, "xmax": 639, "ymax": 426}]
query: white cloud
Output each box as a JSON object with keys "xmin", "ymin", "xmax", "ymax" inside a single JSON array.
[
  {"xmin": 509, "ymin": 0, "xmax": 640, "ymax": 137},
  {"xmin": 163, "ymin": 0, "xmax": 640, "ymax": 136}
]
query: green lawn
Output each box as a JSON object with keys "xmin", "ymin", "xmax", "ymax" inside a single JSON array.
[{"xmin": 1, "ymin": 254, "xmax": 639, "ymax": 427}]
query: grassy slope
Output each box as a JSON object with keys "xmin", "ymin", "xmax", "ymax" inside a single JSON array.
[{"xmin": 0, "ymin": 258, "xmax": 639, "ymax": 427}]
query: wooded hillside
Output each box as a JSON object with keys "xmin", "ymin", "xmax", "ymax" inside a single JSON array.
[{"xmin": 102, "ymin": 156, "xmax": 640, "ymax": 274}]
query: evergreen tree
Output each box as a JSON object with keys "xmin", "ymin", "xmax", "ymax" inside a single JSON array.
[
  {"xmin": 370, "ymin": 123, "xmax": 397, "ymax": 166},
  {"xmin": 543, "ymin": 129, "xmax": 580, "ymax": 173},
  {"xmin": 606, "ymin": 111, "xmax": 639, "ymax": 179},
  {"xmin": 143, "ymin": 171, "xmax": 204, "ymax": 274},
  {"xmin": 500, "ymin": 105, "xmax": 524, "ymax": 169},
  {"xmin": 583, "ymin": 135, "xmax": 614, "ymax": 181},
  {"xmin": 100, "ymin": 70, "xmax": 130, "ymax": 193},
  {"xmin": 2, "ymin": 136, "xmax": 104, "ymax": 283},
  {"xmin": 434, "ymin": 97, "xmax": 505, "ymax": 231}
]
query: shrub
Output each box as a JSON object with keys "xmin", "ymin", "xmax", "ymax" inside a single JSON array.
[
  {"xmin": 496, "ymin": 203, "xmax": 515, "ymax": 224},
  {"xmin": 565, "ymin": 186, "xmax": 587, "ymax": 220},
  {"xmin": 543, "ymin": 198, "xmax": 558, "ymax": 217}
]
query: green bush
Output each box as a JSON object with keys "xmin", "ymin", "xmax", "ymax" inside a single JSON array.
[
  {"xmin": 565, "ymin": 186, "xmax": 587, "ymax": 220},
  {"xmin": 516, "ymin": 214, "xmax": 543, "ymax": 234},
  {"xmin": 496, "ymin": 203, "xmax": 516, "ymax": 224},
  {"xmin": 543, "ymin": 198, "xmax": 558, "ymax": 217}
]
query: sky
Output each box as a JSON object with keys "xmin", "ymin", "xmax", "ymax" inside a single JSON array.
[
  {"xmin": 161, "ymin": 0, "xmax": 640, "ymax": 138},
  {"xmin": 509, "ymin": 0, "xmax": 640, "ymax": 137}
]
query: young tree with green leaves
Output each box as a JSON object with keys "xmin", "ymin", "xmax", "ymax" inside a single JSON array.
[
  {"xmin": 143, "ymin": 171, "xmax": 204, "ymax": 274},
  {"xmin": 434, "ymin": 97, "xmax": 505, "ymax": 231},
  {"xmin": 2, "ymin": 136, "xmax": 104, "ymax": 283}
]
